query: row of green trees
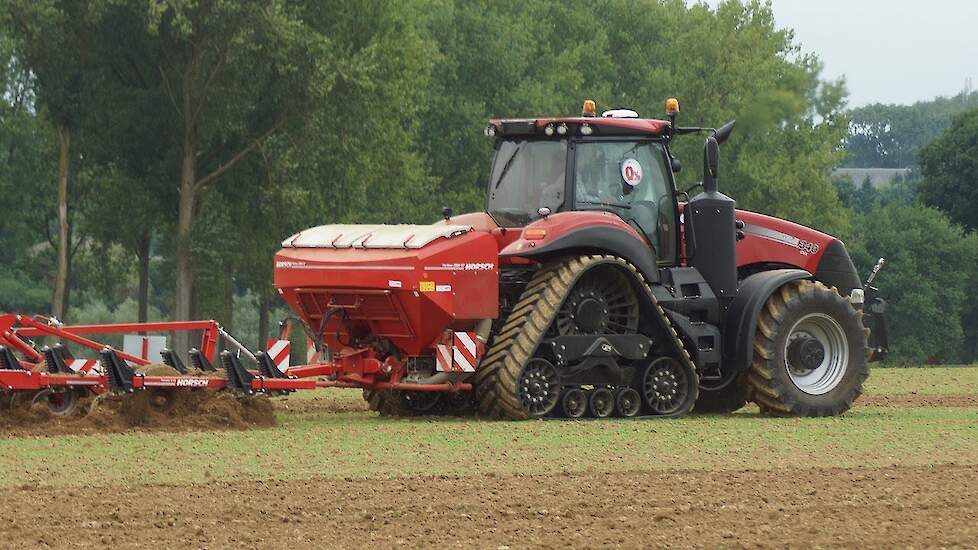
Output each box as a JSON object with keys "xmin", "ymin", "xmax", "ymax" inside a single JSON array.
[
  {"xmin": 0, "ymin": 0, "xmax": 973, "ymax": 362},
  {"xmin": 836, "ymin": 107, "xmax": 978, "ymax": 363}
]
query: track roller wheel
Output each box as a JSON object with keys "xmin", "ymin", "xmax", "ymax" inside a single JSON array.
[
  {"xmin": 589, "ymin": 387, "xmax": 615, "ymax": 418},
  {"xmin": 561, "ymin": 388, "xmax": 588, "ymax": 418},
  {"xmin": 642, "ymin": 357, "xmax": 697, "ymax": 416},
  {"xmin": 615, "ymin": 388, "xmax": 642, "ymax": 417},
  {"xmin": 517, "ymin": 358, "xmax": 561, "ymax": 417},
  {"xmin": 747, "ymin": 280, "xmax": 869, "ymax": 417}
]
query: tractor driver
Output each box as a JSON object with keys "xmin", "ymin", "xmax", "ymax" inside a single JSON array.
[{"xmin": 575, "ymin": 146, "xmax": 621, "ymax": 204}]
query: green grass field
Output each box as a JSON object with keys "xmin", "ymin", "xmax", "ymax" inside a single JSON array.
[{"xmin": 1, "ymin": 367, "xmax": 976, "ymax": 489}]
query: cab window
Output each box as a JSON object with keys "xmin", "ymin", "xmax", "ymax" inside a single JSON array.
[{"xmin": 573, "ymin": 141, "xmax": 676, "ymax": 263}]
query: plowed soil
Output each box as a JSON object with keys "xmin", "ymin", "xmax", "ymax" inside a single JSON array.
[{"xmin": 1, "ymin": 465, "xmax": 976, "ymax": 549}]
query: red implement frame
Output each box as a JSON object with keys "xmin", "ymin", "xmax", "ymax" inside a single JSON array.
[
  {"xmin": 0, "ymin": 313, "xmax": 470, "ymax": 395},
  {"xmin": 0, "ymin": 314, "xmax": 220, "ymax": 367}
]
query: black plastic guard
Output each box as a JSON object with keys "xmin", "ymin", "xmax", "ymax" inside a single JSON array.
[
  {"xmin": 100, "ymin": 348, "xmax": 135, "ymax": 392},
  {"xmin": 0, "ymin": 346, "xmax": 21, "ymax": 370},
  {"xmin": 220, "ymin": 351, "xmax": 254, "ymax": 395},
  {"xmin": 255, "ymin": 350, "xmax": 288, "ymax": 379},
  {"xmin": 161, "ymin": 348, "xmax": 189, "ymax": 374},
  {"xmin": 189, "ymin": 348, "xmax": 216, "ymax": 372},
  {"xmin": 43, "ymin": 346, "xmax": 69, "ymax": 374}
]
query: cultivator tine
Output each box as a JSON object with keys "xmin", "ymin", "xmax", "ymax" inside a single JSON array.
[
  {"xmin": 255, "ymin": 351, "xmax": 288, "ymax": 379},
  {"xmin": 53, "ymin": 343, "xmax": 73, "ymax": 361},
  {"xmin": 42, "ymin": 346, "xmax": 70, "ymax": 374},
  {"xmin": 189, "ymin": 348, "xmax": 216, "ymax": 372},
  {"xmin": 99, "ymin": 348, "xmax": 134, "ymax": 393},
  {"xmin": 220, "ymin": 350, "xmax": 254, "ymax": 395},
  {"xmin": 160, "ymin": 348, "xmax": 189, "ymax": 374},
  {"xmin": 0, "ymin": 346, "xmax": 21, "ymax": 370}
]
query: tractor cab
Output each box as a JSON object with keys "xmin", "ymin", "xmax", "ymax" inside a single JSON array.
[{"xmin": 485, "ymin": 101, "xmax": 680, "ymax": 264}]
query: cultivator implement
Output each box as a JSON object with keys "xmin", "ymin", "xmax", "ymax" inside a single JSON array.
[
  {"xmin": 0, "ymin": 314, "xmax": 331, "ymax": 418},
  {"xmin": 0, "ymin": 312, "xmax": 475, "ymax": 420}
]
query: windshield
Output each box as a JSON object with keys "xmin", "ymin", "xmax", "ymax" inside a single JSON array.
[{"xmin": 487, "ymin": 140, "xmax": 567, "ymax": 227}]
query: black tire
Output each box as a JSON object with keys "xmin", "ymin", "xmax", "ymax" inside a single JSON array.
[
  {"xmin": 377, "ymin": 390, "xmax": 442, "ymax": 417},
  {"xmin": 693, "ymin": 378, "xmax": 749, "ymax": 414},
  {"xmin": 616, "ymin": 387, "xmax": 642, "ymax": 417},
  {"xmin": 362, "ymin": 389, "xmax": 384, "ymax": 412},
  {"xmin": 589, "ymin": 388, "xmax": 615, "ymax": 418},
  {"xmin": 561, "ymin": 388, "xmax": 588, "ymax": 418},
  {"xmin": 747, "ymin": 280, "xmax": 869, "ymax": 417}
]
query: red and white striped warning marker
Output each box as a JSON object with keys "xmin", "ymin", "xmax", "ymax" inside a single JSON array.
[
  {"xmin": 306, "ymin": 337, "xmax": 320, "ymax": 364},
  {"xmin": 265, "ymin": 339, "xmax": 291, "ymax": 372},
  {"xmin": 67, "ymin": 359, "xmax": 100, "ymax": 374},
  {"xmin": 435, "ymin": 331, "xmax": 485, "ymax": 373}
]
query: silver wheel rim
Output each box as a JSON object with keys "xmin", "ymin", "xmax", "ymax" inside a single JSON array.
[{"xmin": 785, "ymin": 313, "xmax": 849, "ymax": 395}]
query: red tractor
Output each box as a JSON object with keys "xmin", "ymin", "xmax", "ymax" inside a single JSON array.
[{"xmin": 274, "ymin": 99, "xmax": 887, "ymax": 419}]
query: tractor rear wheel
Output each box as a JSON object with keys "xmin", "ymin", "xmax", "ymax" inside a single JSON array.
[{"xmin": 747, "ymin": 280, "xmax": 869, "ymax": 416}]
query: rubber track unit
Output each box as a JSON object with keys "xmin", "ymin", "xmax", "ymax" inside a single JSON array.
[
  {"xmin": 475, "ymin": 255, "xmax": 698, "ymax": 420},
  {"xmin": 747, "ymin": 279, "xmax": 869, "ymax": 417}
]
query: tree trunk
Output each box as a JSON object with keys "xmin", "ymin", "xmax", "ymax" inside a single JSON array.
[
  {"xmin": 51, "ymin": 124, "xmax": 71, "ymax": 321},
  {"xmin": 257, "ymin": 293, "xmax": 270, "ymax": 350},
  {"xmin": 173, "ymin": 59, "xmax": 197, "ymax": 354},
  {"xmin": 223, "ymin": 264, "xmax": 234, "ymax": 333},
  {"xmin": 136, "ymin": 228, "xmax": 151, "ymax": 324}
]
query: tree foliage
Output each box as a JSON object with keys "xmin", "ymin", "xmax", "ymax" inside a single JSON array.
[
  {"xmin": 844, "ymin": 91, "xmax": 978, "ymax": 168},
  {"xmin": 918, "ymin": 108, "xmax": 978, "ymax": 232}
]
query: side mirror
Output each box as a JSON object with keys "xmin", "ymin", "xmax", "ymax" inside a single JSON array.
[
  {"xmin": 702, "ymin": 136, "xmax": 720, "ymax": 193},
  {"xmin": 670, "ymin": 157, "xmax": 682, "ymax": 173},
  {"xmin": 714, "ymin": 119, "xmax": 736, "ymax": 145}
]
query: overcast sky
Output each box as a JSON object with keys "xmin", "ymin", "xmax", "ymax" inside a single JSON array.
[{"xmin": 699, "ymin": 0, "xmax": 978, "ymax": 107}]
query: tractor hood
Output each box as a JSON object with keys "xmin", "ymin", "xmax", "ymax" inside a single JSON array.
[{"xmin": 274, "ymin": 223, "xmax": 500, "ymax": 356}]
